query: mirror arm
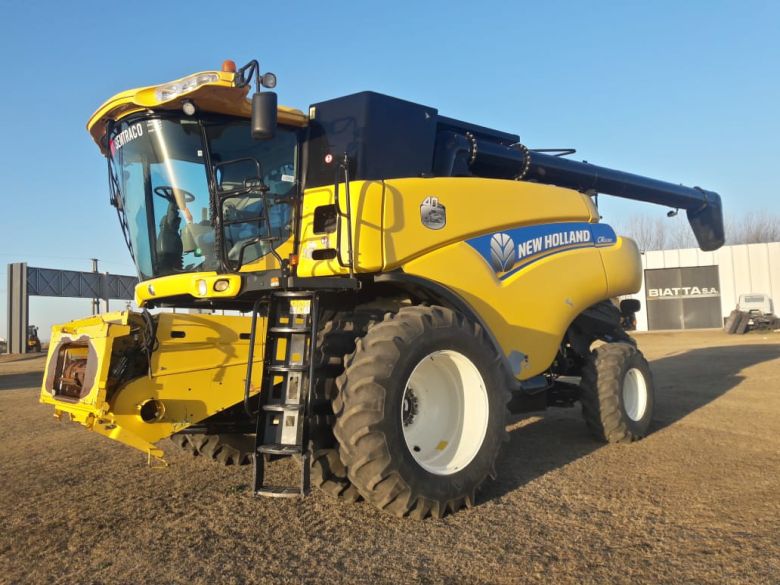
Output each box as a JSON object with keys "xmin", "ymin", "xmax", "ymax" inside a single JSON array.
[{"xmin": 237, "ymin": 59, "xmax": 278, "ymax": 140}]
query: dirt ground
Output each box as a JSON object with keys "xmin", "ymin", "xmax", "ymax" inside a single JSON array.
[{"xmin": 0, "ymin": 331, "xmax": 778, "ymax": 584}]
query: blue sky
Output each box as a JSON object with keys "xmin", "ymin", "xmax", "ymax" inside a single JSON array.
[{"xmin": 1, "ymin": 0, "xmax": 778, "ymax": 339}]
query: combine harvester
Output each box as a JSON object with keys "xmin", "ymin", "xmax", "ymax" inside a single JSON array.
[{"xmin": 41, "ymin": 60, "xmax": 724, "ymax": 518}]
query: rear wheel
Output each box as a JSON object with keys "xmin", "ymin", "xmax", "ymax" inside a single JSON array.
[
  {"xmin": 724, "ymin": 309, "xmax": 741, "ymax": 333},
  {"xmin": 580, "ymin": 342, "xmax": 655, "ymax": 442},
  {"xmin": 334, "ymin": 306, "xmax": 509, "ymax": 518},
  {"xmin": 169, "ymin": 432, "xmax": 254, "ymax": 465},
  {"xmin": 735, "ymin": 311, "xmax": 751, "ymax": 334}
]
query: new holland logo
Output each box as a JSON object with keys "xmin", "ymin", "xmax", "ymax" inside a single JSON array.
[
  {"xmin": 467, "ymin": 222, "xmax": 618, "ymax": 280},
  {"xmin": 490, "ymin": 233, "xmax": 516, "ymax": 272}
]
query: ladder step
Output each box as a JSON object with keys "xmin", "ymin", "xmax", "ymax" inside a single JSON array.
[
  {"xmin": 268, "ymin": 326, "xmax": 312, "ymax": 334},
  {"xmin": 255, "ymin": 486, "xmax": 303, "ymax": 498},
  {"xmin": 262, "ymin": 403, "xmax": 304, "ymax": 412},
  {"xmin": 251, "ymin": 292, "xmax": 317, "ymax": 499},
  {"xmin": 258, "ymin": 443, "xmax": 303, "ymax": 456},
  {"xmin": 266, "ymin": 364, "xmax": 309, "ymax": 373}
]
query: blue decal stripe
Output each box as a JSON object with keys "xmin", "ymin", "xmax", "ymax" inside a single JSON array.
[
  {"xmin": 497, "ymin": 241, "xmax": 592, "ymax": 280},
  {"xmin": 466, "ymin": 222, "xmax": 617, "ymax": 280}
]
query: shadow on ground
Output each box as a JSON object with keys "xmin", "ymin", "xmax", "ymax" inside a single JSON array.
[
  {"xmin": 0, "ymin": 370, "xmax": 44, "ymax": 391},
  {"xmin": 0, "ymin": 353, "xmax": 46, "ymax": 364},
  {"xmin": 482, "ymin": 343, "xmax": 780, "ymax": 503}
]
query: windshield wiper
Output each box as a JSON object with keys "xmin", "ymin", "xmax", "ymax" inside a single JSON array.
[{"xmin": 107, "ymin": 154, "xmax": 135, "ymax": 261}]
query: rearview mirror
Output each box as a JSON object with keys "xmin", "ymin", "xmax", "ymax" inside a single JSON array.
[{"xmin": 252, "ymin": 91, "xmax": 277, "ymax": 140}]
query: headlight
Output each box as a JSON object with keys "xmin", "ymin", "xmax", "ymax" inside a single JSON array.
[{"xmin": 155, "ymin": 73, "xmax": 220, "ymax": 102}]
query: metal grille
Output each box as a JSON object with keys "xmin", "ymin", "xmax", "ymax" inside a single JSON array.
[{"xmin": 27, "ymin": 267, "xmax": 137, "ymax": 300}]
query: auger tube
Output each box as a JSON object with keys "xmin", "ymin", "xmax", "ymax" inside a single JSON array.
[
  {"xmin": 462, "ymin": 136, "xmax": 725, "ymax": 251},
  {"xmin": 521, "ymin": 150, "xmax": 724, "ymax": 251}
]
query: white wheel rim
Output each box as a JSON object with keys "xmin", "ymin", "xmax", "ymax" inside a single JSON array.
[
  {"xmin": 622, "ymin": 367, "xmax": 648, "ymax": 422},
  {"xmin": 401, "ymin": 350, "xmax": 489, "ymax": 476}
]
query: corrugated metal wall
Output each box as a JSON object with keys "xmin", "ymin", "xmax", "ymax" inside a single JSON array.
[{"xmin": 626, "ymin": 242, "xmax": 780, "ymax": 331}]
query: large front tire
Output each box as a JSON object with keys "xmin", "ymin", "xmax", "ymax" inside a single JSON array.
[
  {"xmin": 580, "ymin": 342, "xmax": 655, "ymax": 442},
  {"xmin": 333, "ymin": 306, "xmax": 509, "ymax": 519},
  {"xmin": 309, "ymin": 312, "xmax": 380, "ymax": 502}
]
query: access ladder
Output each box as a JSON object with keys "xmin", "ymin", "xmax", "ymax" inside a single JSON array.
[{"xmin": 245, "ymin": 291, "xmax": 319, "ymax": 497}]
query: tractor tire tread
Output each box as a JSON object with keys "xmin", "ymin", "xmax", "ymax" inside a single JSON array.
[
  {"xmin": 580, "ymin": 342, "xmax": 654, "ymax": 443},
  {"xmin": 334, "ymin": 305, "xmax": 510, "ymax": 519},
  {"xmin": 309, "ymin": 310, "xmax": 381, "ymax": 501},
  {"xmin": 170, "ymin": 433, "xmax": 254, "ymax": 466}
]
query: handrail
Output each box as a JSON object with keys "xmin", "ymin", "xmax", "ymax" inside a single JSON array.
[
  {"xmin": 333, "ymin": 154, "xmax": 355, "ymax": 277},
  {"xmin": 243, "ymin": 298, "xmax": 265, "ymax": 417}
]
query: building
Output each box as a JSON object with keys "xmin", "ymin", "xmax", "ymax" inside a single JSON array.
[{"xmin": 625, "ymin": 242, "xmax": 780, "ymax": 332}]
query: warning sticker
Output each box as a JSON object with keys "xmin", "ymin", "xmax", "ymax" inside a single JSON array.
[{"xmin": 290, "ymin": 300, "xmax": 311, "ymax": 315}]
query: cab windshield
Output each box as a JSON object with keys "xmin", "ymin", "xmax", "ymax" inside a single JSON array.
[{"xmin": 108, "ymin": 115, "xmax": 297, "ymax": 280}]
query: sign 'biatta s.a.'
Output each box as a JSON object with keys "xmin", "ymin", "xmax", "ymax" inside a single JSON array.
[
  {"xmin": 648, "ymin": 286, "xmax": 719, "ymax": 299},
  {"xmin": 645, "ymin": 266, "xmax": 722, "ymax": 330}
]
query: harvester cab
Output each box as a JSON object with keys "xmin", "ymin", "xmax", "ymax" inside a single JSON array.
[{"xmin": 40, "ymin": 59, "xmax": 724, "ymax": 517}]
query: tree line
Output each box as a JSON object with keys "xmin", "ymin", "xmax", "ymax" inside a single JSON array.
[{"xmin": 614, "ymin": 211, "xmax": 780, "ymax": 252}]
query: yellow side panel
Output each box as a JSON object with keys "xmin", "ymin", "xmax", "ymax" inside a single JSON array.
[
  {"xmin": 40, "ymin": 312, "xmax": 265, "ymax": 459},
  {"xmin": 109, "ymin": 313, "xmax": 264, "ymax": 445},
  {"xmin": 599, "ymin": 236, "xmax": 643, "ymax": 297},
  {"xmin": 403, "ymin": 241, "xmax": 609, "ymax": 379},
  {"xmin": 297, "ymin": 181, "xmax": 384, "ymax": 276},
  {"xmin": 383, "ymin": 178, "xmax": 596, "ymax": 269}
]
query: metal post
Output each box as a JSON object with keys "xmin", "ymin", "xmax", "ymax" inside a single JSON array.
[
  {"xmin": 7, "ymin": 263, "xmax": 28, "ymax": 354},
  {"xmin": 91, "ymin": 258, "xmax": 99, "ymax": 315},
  {"xmin": 104, "ymin": 272, "xmax": 110, "ymax": 313}
]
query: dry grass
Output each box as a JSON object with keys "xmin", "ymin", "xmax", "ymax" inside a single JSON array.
[{"xmin": 0, "ymin": 331, "xmax": 778, "ymax": 584}]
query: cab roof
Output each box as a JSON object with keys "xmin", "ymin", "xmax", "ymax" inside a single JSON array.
[{"xmin": 87, "ymin": 69, "xmax": 307, "ymax": 155}]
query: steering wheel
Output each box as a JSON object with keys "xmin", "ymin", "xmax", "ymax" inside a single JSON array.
[{"xmin": 154, "ymin": 186, "xmax": 196, "ymax": 203}]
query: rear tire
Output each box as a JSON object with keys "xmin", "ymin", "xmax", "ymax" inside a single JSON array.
[
  {"xmin": 724, "ymin": 309, "xmax": 740, "ymax": 334},
  {"xmin": 735, "ymin": 311, "xmax": 751, "ymax": 334},
  {"xmin": 334, "ymin": 306, "xmax": 509, "ymax": 519},
  {"xmin": 169, "ymin": 433, "xmax": 254, "ymax": 465},
  {"xmin": 580, "ymin": 342, "xmax": 655, "ymax": 442}
]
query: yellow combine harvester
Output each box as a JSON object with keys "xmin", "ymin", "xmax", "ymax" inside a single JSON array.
[{"xmin": 40, "ymin": 59, "xmax": 724, "ymax": 518}]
